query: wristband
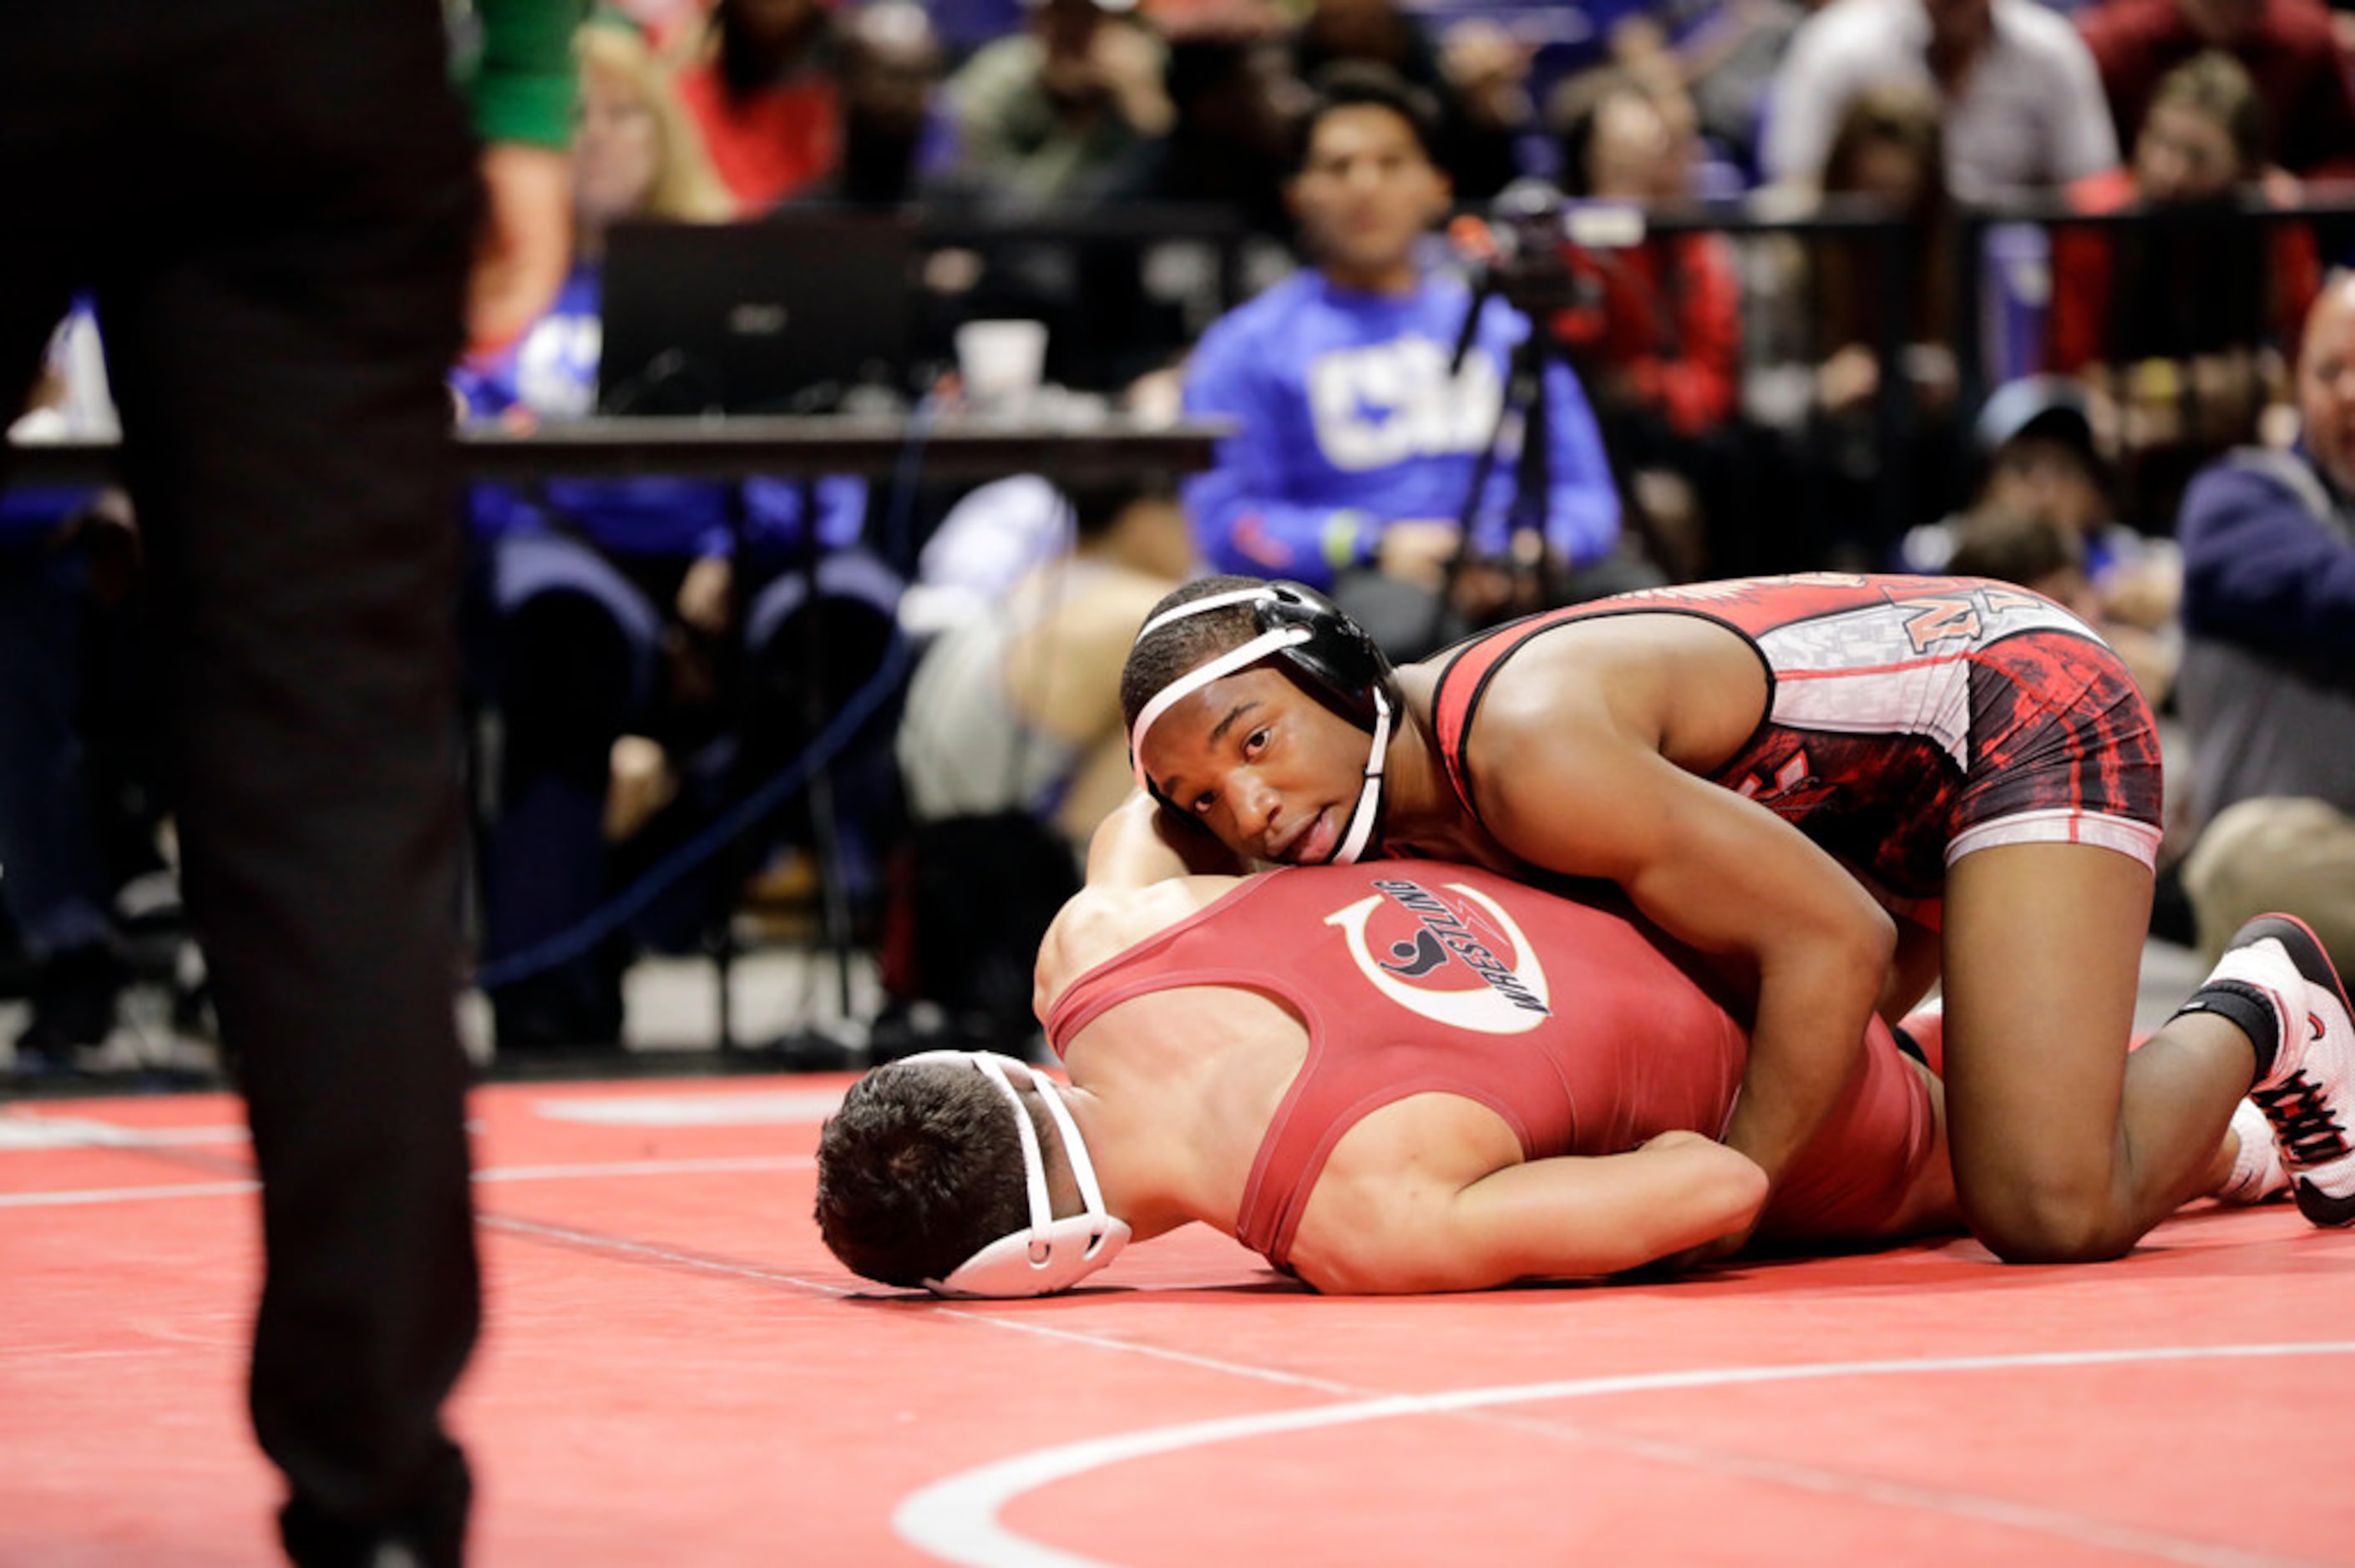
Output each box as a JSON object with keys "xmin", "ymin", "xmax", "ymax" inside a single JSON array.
[{"xmin": 1321, "ymin": 510, "xmax": 1371, "ymax": 575}]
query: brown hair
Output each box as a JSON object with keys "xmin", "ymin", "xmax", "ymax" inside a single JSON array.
[
  {"xmin": 2147, "ymin": 49, "xmax": 2266, "ymax": 175},
  {"xmin": 1812, "ymin": 83, "xmax": 1954, "ymax": 358},
  {"xmin": 1946, "ymin": 508, "xmax": 2086, "ymax": 587},
  {"xmin": 813, "ymin": 1060, "xmax": 1034, "ymax": 1288},
  {"xmin": 579, "ymin": 21, "xmax": 737, "ymax": 224}
]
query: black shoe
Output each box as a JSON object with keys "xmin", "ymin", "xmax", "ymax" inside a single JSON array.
[
  {"xmin": 490, "ymin": 1009, "xmax": 625, "ymax": 1058},
  {"xmin": 489, "ymin": 970, "xmax": 624, "ymax": 1059},
  {"xmin": 279, "ymin": 1448, "xmax": 468, "ymax": 1568},
  {"xmin": 12, "ymin": 943, "xmax": 125, "ymax": 1064}
]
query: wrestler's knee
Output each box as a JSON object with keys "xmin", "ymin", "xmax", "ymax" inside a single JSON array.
[{"xmin": 1957, "ymin": 1170, "xmax": 2133, "ymax": 1264}]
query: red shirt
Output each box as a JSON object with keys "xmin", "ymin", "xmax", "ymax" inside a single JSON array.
[
  {"xmin": 676, "ymin": 61, "xmax": 838, "ymax": 212},
  {"xmin": 2044, "ymin": 165, "xmax": 2322, "ymax": 373},
  {"xmin": 1552, "ymin": 231, "xmax": 1743, "ymax": 437},
  {"xmin": 2078, "ymin": 0, "xmax": 2355, "ymax": 184}
]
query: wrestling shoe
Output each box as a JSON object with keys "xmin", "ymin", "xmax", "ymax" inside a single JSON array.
[{"xmin": 2193, "ymin": 914, "xmax": 2355, "ymax": 1227}]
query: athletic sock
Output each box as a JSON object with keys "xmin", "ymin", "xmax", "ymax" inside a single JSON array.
[
  {"xmin": 2172, "ymin": 981, "xmax": 2282, "ymax": 1081},
  {"xmin": 2216, "ymin": 1097, "xmax": 2291, "ymax": 1204}
]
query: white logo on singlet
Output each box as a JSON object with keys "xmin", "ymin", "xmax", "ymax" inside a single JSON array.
[{"xmin": 1325, "ymin": 879, "xmax": 1552, "ymax": 1035}]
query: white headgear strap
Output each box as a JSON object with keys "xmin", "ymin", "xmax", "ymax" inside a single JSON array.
[
  {"xmin": 898, "ymin": 1050, "xmax": 1132, "ymax": 1298},
  {"xmin": 1127, "ymin": 624, "xmax": 1313, "ymax": 792},
  {"xmin": 1127, "ymin": 587, "xmax": 1390, "ymax": 866},
  {"xmin": 1328, "ymin": 685, "xmax": 1391, "ymax": 866}
]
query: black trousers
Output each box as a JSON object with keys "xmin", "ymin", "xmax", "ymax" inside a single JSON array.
[{"xmin": 2, "ymin": 3, "xmax": 484, "ymax": 1560}]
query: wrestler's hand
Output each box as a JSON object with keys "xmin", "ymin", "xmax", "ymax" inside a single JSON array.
[
  {"xmin": 1643, "ymin": 1131, "xmax": 1759, "ymax": 1272},
  {"xmin": 467, "ymin": 142, "xmax": 573, "ymax": 359},
  {"xmin": 1376, "ymin": 519, "xmax": 1463, "ymax": 594}
]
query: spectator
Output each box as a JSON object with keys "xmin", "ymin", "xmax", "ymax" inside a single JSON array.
[
  {"xmin": 899, "ymin": 479, "xmax": 1195, "ymax": 853},
  {"xmin": 1148, "ymin": 21, "xmax": 1307, "ymax": 240},
  {"xmin": 2078, "ymin": 0, "xmax": 2355, "ymax": 189},
  {"xmin": 672, "ymin": 0, "xmax": 840, "ymax": 212},
  {"xmin": 1789, "ymin": 83, "xmax": 1973, "ymax": 561},
  {"xmin": 1182, "ymin": 65, "xmax": 1640, "ymax": 660},
  {"xmin": 2172, "ymin": 270, "xmax": 2355, "ymax": 981},
  {"xmin": 1942, "ymin": 506, "xmax": 2099, "ymax": 604},
  {"xmin": 1550, "ymin": 68, "xmax": 1745, "ymax": 578},
  {"xmin": 1761, "ymin": 0, "xmax": 2120, "ymax": 205},
  {"xmin": 1904, "ymin": 378, "xmax": 2181, "ymax": 696},
  {"xmin": 2046, "ymin": 50, "xmax": 2321, "ymax": 526},
  {"xmin": 801, "ymin": 0, "xmax": 950, "ymax": 209},
  {"xmin": 1675, "ymin": 0, "xmax": 1831, "ymax": 180},
  {"xmin": 929, "ymin": 0, "xmax": 1180, "ymax": 392},
  {"xmin": 456, "ymin": 19, "xmax": 889, "ymax": 1053},
  {"xmin": 1292, "ymin": 0, "xmax": 1530, "ymax": 200},
  {"xmin": 941, "ymin": 0, "xmax": 1173, "ymax": 212},
  {"xmin": 0, "ymin": 307, "xmax": 144, "ymax": 1069},
  {"xmin": 884, "ymin": 478, "xmax": 1194, "ymax": 1050}
]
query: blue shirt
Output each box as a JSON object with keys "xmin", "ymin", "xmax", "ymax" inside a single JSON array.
[
  {"xmin": 1181, "ymin": 266, "xmax": 1621, "ymax": 588},
  {"xmin": 2178, "ymin": 443, "xmax": 2355, "ymax": 665}
]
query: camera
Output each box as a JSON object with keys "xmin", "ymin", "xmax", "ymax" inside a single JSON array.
[{"xmin": 1469, "ymin": 180, "xmax": 1648, "ymax": 316}]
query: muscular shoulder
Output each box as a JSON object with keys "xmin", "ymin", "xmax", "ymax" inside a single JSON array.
[
  {"xmin": 1471, "ymin": 615, "xmax": 1760, "ymax": 771},
  {"xmin": 1036, "ymin": 877, "xmax": 1240, "ymax": 1011}
]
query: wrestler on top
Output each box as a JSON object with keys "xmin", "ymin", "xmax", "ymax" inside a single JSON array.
[{"xmin": 1114, "ymin": 574, "xmax": 2355, "ymax": 1262}]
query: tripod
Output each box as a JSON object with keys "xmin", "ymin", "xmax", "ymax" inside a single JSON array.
[{"xmin": 1426, "ymin": 248, "xmax": 1591, "ymax": 654}]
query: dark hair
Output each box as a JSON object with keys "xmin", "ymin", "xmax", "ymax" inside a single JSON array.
[
  {"xmin": 1946, "ymin": 509, "xmax": 2085, "ymax": 588},
  {"xmin": 713, "ymin": 0, "xmax": 833, "ymax": 101},
  {"xmin": 813, "ymin": 1060, "xmax": 1032, "ymax": 1288},
  {"xmin": 1064, "ymin": 478, "xmax": 1175, "ymax": 544},
  {"xmin": 1820, "ymin": 83, "xmax": 1945, "ymax": 203},
  {"xmin": 1288, "ymin": 62, "xmax": 1442, "ymax": 176},
  {"xmin": 1814, "ymin": 82, "xmax": 1955, "ymax": 357},
  {"xmin": 1547, "ymin": 67, "xmax": 1649, "ymax": 200},
  {"xmin": 1118, "ymin": 574, "xmax": 1272, "ymax": 733}
]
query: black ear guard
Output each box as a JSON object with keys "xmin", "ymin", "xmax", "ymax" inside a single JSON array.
[
  {"xmin": 1127, "ymin": 579, "xmax": 1398, "ymax": 826},
  {"xmin": 1252, "ymin": 582, "xmax": 1395, "ymax": 734}
]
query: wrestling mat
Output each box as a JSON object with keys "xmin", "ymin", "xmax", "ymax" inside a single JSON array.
[{"xmin": 4, "ymin": 1072, "xmax": 2350, "ymax": 1565}]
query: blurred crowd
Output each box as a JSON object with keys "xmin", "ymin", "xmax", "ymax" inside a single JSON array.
[{"xmin": 6, "ymin": 0, "xmax": 2354, "ymax": 1071}]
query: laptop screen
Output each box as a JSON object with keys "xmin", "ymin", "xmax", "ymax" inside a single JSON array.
[{"xmin": 599, "ymin": 214, "xmax": 918, "ymax": 416}]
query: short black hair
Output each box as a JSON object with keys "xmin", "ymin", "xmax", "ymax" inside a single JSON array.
[
  {"xmin": 1288, "ymin": 62, "xmax": 1442, "ymax": 177},
  {"xmin": 813, "ymin": 1060, "xmax": 1032, "ymax": 1288},
  {"xmin": 1118, "ymin": 573, "xmax": 1271, "ymax": 735}
]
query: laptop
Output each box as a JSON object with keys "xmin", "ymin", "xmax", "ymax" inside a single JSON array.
[{"xmin": 598, "ymin": 213, "xmax": 918, "ymax": 416}]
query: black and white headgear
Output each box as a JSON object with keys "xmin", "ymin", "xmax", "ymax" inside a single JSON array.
[
  {"xmin": 899, "ymin": 1050, "xmax": 1131, "ymax": 1299},
  {"xmin": 1127, "ymin": 581, "xmax": 1397, "ymax": 865}
]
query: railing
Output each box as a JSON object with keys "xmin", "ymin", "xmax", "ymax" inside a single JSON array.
[{"xmin": 3, "ymin": 412, "xmax": 1228, "ymax": 486}]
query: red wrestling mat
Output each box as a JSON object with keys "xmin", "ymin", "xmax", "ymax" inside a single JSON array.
[{"xmin": 4, "ymin": 1074, "xmax": 2352, "ymax": 1565}]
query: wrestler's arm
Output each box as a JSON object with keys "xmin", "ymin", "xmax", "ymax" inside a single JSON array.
[
  {"xmin": 1472, "ymin": 690, "xmax": 1896, "ymax": 1209},
  {"xmin": 1299, "ymin": 1132, "xmax": 1768, "ymax": 1294},
  {"xmin": 1086, "ymin": 789, "xmax": 1247, "ymax": 891}
]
